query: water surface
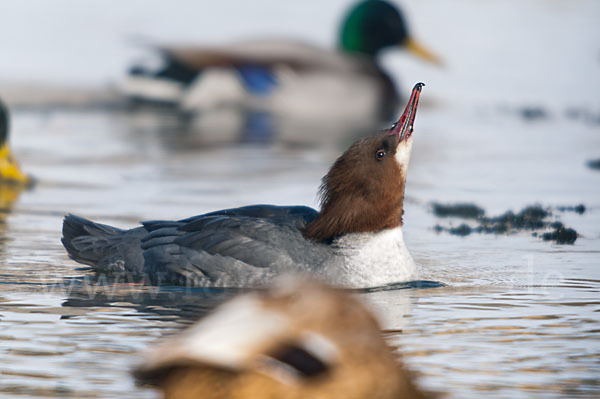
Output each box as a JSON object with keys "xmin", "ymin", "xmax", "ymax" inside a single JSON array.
[
  {"xmin": 0, "ymin": 99, "xmax": 597, "ymax": 398},
  {"xmin": 1, "ymin": 0, "xmax": 600, "ymax": 397}
]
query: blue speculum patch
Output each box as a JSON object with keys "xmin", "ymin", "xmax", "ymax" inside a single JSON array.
[{"xmin": 237, "ymin": 65, "xmax": 278, "ymax": 95}]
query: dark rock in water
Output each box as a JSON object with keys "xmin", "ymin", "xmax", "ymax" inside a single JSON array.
[
  {"xmin": 479, "ymin": 205, "xmax": 549, "ymax": 233},
  {"xmin": 449, "ymin": 224, "xmax": 472, "ymax": 236},
  {"xmin": 541, "ymin": 226, "xmax": 578, "ymax": 244},
  {"xmin": 565, "ymin": 108, "xmax": 582, "ymax": 120},
  {"xmin": 433, "ymin": 202, "xmax": 578, "ymax": 244},
  {"xmin": 550, "ymin": 221, "xmax": 563, "ymax": 229},
  {"xmin": 556, "ymin": 204, "xmax": 586, "ymax": 214},
  {"xmin": 516, "ymin": 205, "xmax": 550, "ymax": 228},
  {"xmin": 586, "ymin": 159, "xmax": 600, "ymax": 170},
  {"xmin": 432, "ymin": 203, "xmax": 485, "ymax": 219},
  {"xmin": 520, "ymin": 107, "xmax": 548, "ymax": 121},
  {"xmin": 565, "ymin": 108, "xmax": 600, "ymax": 126}
]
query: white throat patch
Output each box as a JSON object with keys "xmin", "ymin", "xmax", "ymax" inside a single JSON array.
[{"xmin": 394, "ymin": 136, "xmax": 414, "ymax": 173}]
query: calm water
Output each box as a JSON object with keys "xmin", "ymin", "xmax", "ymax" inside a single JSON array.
[
  {"xmin": 1, "ymin": 0, "xmax": 600, "ymax": 398},
  {"xmin": 0, "ymin": 99, "xmax": 598, "ymax": 398}
]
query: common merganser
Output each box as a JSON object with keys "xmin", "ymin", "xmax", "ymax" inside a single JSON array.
[
  {"xmin": 62, "ymin": 83, "xmax": 425, "ymax": 289},
  {"xmin": 0, "ymin": 99, "xmax": 31, "ymax": 186},
  {"xmin": 123, "ymin": 0, "xmax": 439, "ymax": 125},
  {"xmin": 133, "ymin": 277, "xmax": 429, "ymax": 399}
]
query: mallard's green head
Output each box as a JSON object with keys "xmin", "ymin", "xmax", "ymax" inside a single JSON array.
[
  {"xmin": 340, "ymin": 0, "xmax": 408, "ymax": 56},
  {"xmin": 339, "ymin": 0, "xmax": 441, "ymax": 64}
]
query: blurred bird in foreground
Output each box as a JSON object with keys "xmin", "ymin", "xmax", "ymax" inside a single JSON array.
[
  {"xmin": 122, "ymin": 0, "xmax": 440, "ymax": 134},
  {"xmin": 133, "ymin": 277, "xmax": 429, "ymax": 399}
]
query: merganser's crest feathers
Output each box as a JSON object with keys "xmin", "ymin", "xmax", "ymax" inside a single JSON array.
[
  {"xmin": 302, "ymin": 82, "xmax": 424, "ymax": 242},
  {"xmin": 302, "ymin": 133, "xmax": 406, "ymax": 243}
]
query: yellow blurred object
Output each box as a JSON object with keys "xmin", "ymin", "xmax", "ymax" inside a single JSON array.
[
  {"xmin": 404, "ymin": 38, "xmax": 443, "ymax": 66},
  {"xmin": 0, "ymin": 183, "xmax": 24, "ymax": 213},
  {"xmin": 0, "ymin": 142, "xmax": 31, "ymax": 186}
]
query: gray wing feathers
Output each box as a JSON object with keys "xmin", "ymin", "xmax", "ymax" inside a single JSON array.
[
  {"xmin": 142, "ymin": 216, "xmax": 312, "ymax": 286},
  {"xmin": 62, "ymin": 206, "xmax": 328, "ymax": 287},
  {"xmin": 62, "ymin": 214, "xmax": 147, "ymax": 272},
  {"xmin": 145, "ymin": 246, "xmax": 277, "ymax": 287}
]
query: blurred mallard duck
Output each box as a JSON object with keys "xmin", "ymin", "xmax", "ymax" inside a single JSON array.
[
  {"xmin": 133, "ymin": 277, "xmax": 430, "ymax": 399},
  {"xmin": 0, "ymin": 100, "xmax": 31, "ymax": 186},
  {"xmin": 123, "ymin": 0, "xmax": 440, "ymax": 127},
  {"xmin": 0, "ymin": 99, "xmax": 32, "ymax": 212}
]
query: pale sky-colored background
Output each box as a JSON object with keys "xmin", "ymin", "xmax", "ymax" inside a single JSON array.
[{"xmin": 0, "ymin": 0, "xmax": 599, "ymax": 105}]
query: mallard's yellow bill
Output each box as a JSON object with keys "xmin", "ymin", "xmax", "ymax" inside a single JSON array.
[
  {"xmin": 404, "ymin": 38, "xmax": 443, "ymax": 66},
  {"xmin": 0, "ymin": 142, "xmax": 31, "ymax": 186}
]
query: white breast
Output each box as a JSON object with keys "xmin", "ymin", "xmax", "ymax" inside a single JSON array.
[{"xmin": 323, "ymin": 227, "xmax": 417, "ymax": 288}]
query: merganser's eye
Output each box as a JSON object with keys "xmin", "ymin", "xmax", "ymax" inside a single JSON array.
[{"xmin": 375, "ymin": 149, "xmax": 386, "ymax": 161}]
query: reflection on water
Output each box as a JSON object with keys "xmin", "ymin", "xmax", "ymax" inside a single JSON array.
[
  {"xmin": 0, "ymin": 183, "xmax": 28, "ymax": 216},
  {"xmin": 397, "ymin": 285, "xmax": 600, "ymax": 397},
  {"xmin": 1, "ymin": 0, "xmax": 599, "ymax": 395},
  {"xmin": 121, "ymin": 106, "xmax": 369, "ymax": 152},
  {"xmin": 0, "ymin": 100, "xmax": 598, "ymax": 398}
]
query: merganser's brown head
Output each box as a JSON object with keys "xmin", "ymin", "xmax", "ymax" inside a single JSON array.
[{"xmin": 303, "ymin": 83, "xmax": 424, "ymax": 242}]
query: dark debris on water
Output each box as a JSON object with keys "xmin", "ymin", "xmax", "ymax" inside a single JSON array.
[
  {"xmin": 506, "ymin": 105, "xmax": 600, "ymax": 126},
  {"xmin": 539, "ymin": 223, "xmax": 578, "ymax": 245},
  {"xmin": 520, "ymin": 106, "xmax": 548, "ymax": 121},
  {"xmin": 556, "ymin": 204, "xmax": 586, "ymax": 214},
  {"xmin": 432, "ymin": 203, "xmax": 485, "ymax": 219},
  {"xmin": 432, "ymin": 203, "xmax": 583, "ymax": 244},
  {"xmin": 586, "ymin": 159, "xmax": 600, "ymax": 171}
]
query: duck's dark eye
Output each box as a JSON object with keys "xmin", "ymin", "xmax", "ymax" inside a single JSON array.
[
  {"xmin": 269, "ymin": 343, "xmax": 330, "ymax": 378},
  {"xmin": 375, "ymin": 149, "xmax": 386, "ymax": 161}
]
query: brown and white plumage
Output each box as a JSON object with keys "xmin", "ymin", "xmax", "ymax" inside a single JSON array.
[
  {"xmin": 61, "ymin": 84, "xmax": 426, "ymax": 289},
  {"xmin": 133, "ymin": 277, "xmax": 430, "ymax": 399}
]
